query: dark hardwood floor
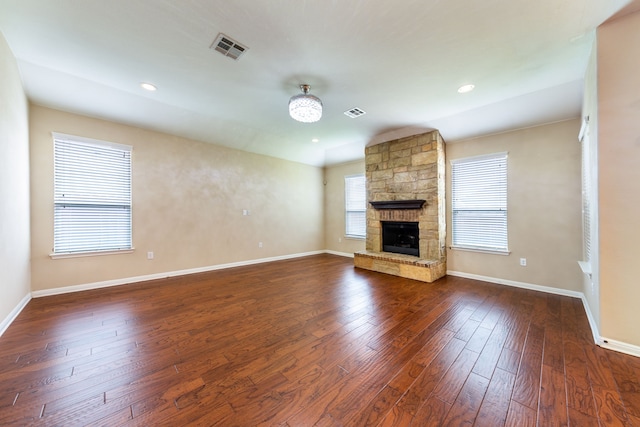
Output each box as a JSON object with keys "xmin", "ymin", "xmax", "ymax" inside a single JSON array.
[{"xmin": 0, "ymin": 254, "xmax": 639, "ymax": 426}]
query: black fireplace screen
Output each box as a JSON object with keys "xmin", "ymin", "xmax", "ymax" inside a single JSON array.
[{"xmin": 382, "ymin": 221, "xmax": 419, "ymax": 256}]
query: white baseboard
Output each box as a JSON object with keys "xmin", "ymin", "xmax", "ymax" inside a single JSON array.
[
  {"xmin": 18, "ymin": 258, "xmax": 640, "ymax": 359},
  {"xmin": 32, "ymin": 251, "xmax": 325, "ymax": 298},
  {"xmin": 579, "ymin": 294, "xmax": 601, "ymax": 346},
  {"xmin": 579, "ymin": 294, "xmax": 640, "ymax": 357},
  {"xmin": 598, "ymin": 337, "xmax": 640, "ymax": 358},
  {"xmin": 0, "ymin": 293, "xmax": 31, "ymax": 337},
  {"xmin": 447, "ymin": 270, "xmax": 640, "ymax": 358},
  {"xmin": 325, "ymin": 250, "xmax": 355, "ymax": 258},
  {"xmin": 446, "ymin": 270, "xmax": 583, "ymax": 298}
]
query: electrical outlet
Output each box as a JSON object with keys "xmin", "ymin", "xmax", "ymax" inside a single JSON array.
[
  {"xmin": 147, "ymin": 251, "xmax": 154, "ymax": 260},
  {"xmin": 520, "ymin": 258, "xmax": 527, "ymax": 266},
  {"xmin": 338, "ymin": 238, "xmax": 342, "ymax": 243},
  {"xmin": 258, "ymin": 242, "xmax": 263, "ymax": 248}
]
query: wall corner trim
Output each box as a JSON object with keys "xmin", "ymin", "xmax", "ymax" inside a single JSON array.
[{"xmin": 0, "ymin": 293, "xmax": 31, "ymax": 337}]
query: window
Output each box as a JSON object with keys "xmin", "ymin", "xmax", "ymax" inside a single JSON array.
[
  {"xmin": 578, "ymin": 117, "xmax": 593, "ymax": 276},
  {"xmin": 345, "ymin": 174, "xmax": 366, "ymax": 238},
  {"xmin": 53, "ymin": 133, "xmax": 132, "ymax": 255},
  {"xmin": 580, "ymin": 120, "xmax": 592, "ymax": 263},
  {"xmin": 451, "ymin": 153, "xmax": 508, "ymax": 252}
]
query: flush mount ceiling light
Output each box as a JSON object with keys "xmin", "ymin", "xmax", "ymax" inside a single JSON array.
[
  {"xmin": 457, "ymin": 84, "xmax": 475, "ymax": 93},
  {"xmin": 289, "ymin": 84, "xmax": 322, "ymax": 123}
]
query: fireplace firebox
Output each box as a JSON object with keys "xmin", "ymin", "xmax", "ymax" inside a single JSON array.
[{"xmin": 382, "ymin": 221, "xmax": 419, "ymax": 257}]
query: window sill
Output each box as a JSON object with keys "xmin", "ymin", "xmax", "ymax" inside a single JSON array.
[
  {"xmin": 50, "ymin": 248, "xmax": 134, "ymax": 259},
  {"xmin": 449, "ymin": 245, "xmax": 510, "ymax": 256},
  {"xmin": 344, "ymin": 235, "xmax": 366, "ymax": 241},
  {"xmin": 578, "ymin": 260, "xmax": 592, "ymax": 276}
]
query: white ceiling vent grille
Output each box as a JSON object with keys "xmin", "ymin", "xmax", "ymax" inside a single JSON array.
[
  {"xmin": 344, "ymin": 107, "xmax": 366, "ymax": 118},
  {"xmin": 210, "ymin": 33, "xmax": 248, "ymax": 60}
]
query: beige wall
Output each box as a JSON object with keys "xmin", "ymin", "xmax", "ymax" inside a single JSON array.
[
  {"xmin": 324, "ymin": 160, "xmax": 366, "ymax": 255},
  {"xmin": 446, "ymin": 119, "xmax": 583, "ymax": 292},
  {"xmin": 30, "ymin": 105, "xmax": 324, "ymax": 291},
  {"xmin": 597, "ymin": 11, "xmax": 640, "ymax": 346},
  {"xmin": 0, "ymin": 33, "xmax": 31, "ymax": 326}
]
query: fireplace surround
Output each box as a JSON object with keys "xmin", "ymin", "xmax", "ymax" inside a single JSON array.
[{"xmin": 354, "ymin": 130, "xmax": 446, "ymax": 283}]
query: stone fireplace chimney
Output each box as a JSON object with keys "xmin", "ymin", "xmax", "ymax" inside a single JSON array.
[{"xmin": 354, "ymin": 130, "xmax": 446, "ymax": 282}]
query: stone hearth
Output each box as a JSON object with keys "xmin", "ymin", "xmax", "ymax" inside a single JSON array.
[{"xmin": 354, "ymin": 130, "xmax": 446, "ymax": 282}]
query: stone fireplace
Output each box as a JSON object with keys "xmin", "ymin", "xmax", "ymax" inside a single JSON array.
[{"xmin": 354, "ymin": 130, "xmax": 446, "ymax": 282}]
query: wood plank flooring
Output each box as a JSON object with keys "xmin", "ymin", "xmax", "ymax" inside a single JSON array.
[{"xmin": 0, "ymin": 254, "xmax": 639, "ymax": 426}]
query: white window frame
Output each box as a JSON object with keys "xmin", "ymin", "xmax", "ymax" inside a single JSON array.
[
  {"xmin": 578, "ymin": 117, "xmax": 593, "ymax": 277},
  {"xmin": 51, "ymin": 133, "xmax": 133, "ymax": 258},
  {"xmin": 345, "ymin": 174, "xmax": 366, "ymax": 239},
  {"xmin": 451, "ymin": 152, "xmax": 508, "ymax": 254}
]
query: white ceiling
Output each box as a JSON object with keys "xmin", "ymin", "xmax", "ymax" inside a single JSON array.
[{"xmin": 1, "ymin": 0, "xmax": 639, "ymax": 166}]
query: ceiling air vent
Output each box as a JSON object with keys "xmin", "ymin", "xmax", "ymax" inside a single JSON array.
[
  {"xmin": 210, "ymin": 33, "xmax": 248, "ymax": 60},
  {"xmin": 344, "ymin": 107, "xmax": 366, "ymax": 118}
]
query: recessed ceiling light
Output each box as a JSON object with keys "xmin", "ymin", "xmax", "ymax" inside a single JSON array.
[
  {"xmin": 457, "ymin": 84, "xmax": 475, "ymax": 94},
  {"xmin": 140, "ymin": 82, "xmax": 157, "ymax": 91},
  {"xmin": 311, "ymin": 138, "xmax": 319, "ymax": 143}
]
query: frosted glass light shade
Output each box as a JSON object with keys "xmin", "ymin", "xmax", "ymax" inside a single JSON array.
[{"xmin": 289, "ymin": 85, "xmax": 322, "ymax": 123}]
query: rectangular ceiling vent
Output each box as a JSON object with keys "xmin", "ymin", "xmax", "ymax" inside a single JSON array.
[
  {"xmin": 210, "ymin": 33, "xmax": 248, "ymax": 60},
  {"xmin": 344, "ymin": 107, "xmax": 366, "ymax": 118}
]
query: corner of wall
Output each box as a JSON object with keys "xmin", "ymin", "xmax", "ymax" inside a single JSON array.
[{"xmin": 0, "ymin": 31, "xmax": 32, "ymax": 336}]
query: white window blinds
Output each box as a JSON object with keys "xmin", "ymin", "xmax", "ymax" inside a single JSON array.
[
  {"xmin": 451, "ymin": 153, "xmax": 508, "ymax": 252},
  {"xmin": 345, "ymin": 174, "xmax": 366, "ymax": 238},
  {"xmin": 53, "ymin": 133, "xmax": 132, "ymax": 254},
  {"xmin": 580, "ymin": 119, "xmax": 592, "ymax": 263}
]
